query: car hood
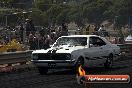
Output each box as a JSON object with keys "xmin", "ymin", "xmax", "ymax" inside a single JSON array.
[{"xmin": 32, "ymin": 45, "xmax": 86, "ymax": 54}]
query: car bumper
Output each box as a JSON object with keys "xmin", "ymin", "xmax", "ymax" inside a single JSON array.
[{"xmin": 31, "ymin": 59, "xmax": 76, "ymax": 68}]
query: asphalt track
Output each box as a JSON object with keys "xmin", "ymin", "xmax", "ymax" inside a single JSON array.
[{"xmin": 0, "ymin": 58, "xmax": 132, "ymax": 88}]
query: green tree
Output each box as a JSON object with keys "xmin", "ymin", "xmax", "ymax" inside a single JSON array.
[
  {"xmin": 2, "ymin": 0, "xmax": 129, "ymax": 27},
  {"xmin": 0, "ymin": 0, "xmax": 15, "ymax": 3},
  {"xmin": 28, "ymin": 8, "xmax": 48, "ymax": 26},
  {"xmin": 56, "ymin": 9, "xmax": 69, "ymax": 24},
  {"xmin": 34, "ymin": 0, "xmax": 53, "ymax": 11}
]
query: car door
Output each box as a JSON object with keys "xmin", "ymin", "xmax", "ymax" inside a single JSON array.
[
  {"xmin": 97, "ymin": 37, "xmax": 110, "ymax": 58},
  {"xmin": 85, "ymin": 37, "xmax": 101, "ymax": 67},
  {"xmin": 91, "ymin": 37, "xmax": 109, "ymax": 65},
  {"xmin": 84, "ymin": 37, "xmax": 107, "ymax": 67}
]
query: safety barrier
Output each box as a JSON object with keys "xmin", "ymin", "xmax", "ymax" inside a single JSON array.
[
  {"xmin": 117, "ymin": 44, "xmax": 132, "ymax": 57},
  {"xmin": 0, "ymin": 50, "xmax": 33, "ymax": 66},
  {"xmin": 0, "ymin": 44, "xmax": 131, "ymax": 66},
  {"xmin": 0, "ymin": 43, "xmax": 131, "ymax": 72}
]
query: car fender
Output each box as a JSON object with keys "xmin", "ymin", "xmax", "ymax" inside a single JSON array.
[{"xmin": 71, "ymin": 49, "xmax": 86, "ymax": 64}]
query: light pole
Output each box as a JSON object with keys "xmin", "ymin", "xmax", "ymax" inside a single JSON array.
[
  {"xmin": 13, "ymin": 11, "xmax": 32, "ymax": 44},
  {"xmin": 5, "ymin": 15, "xmax": 8, "ymax": 26},
  {"xmin": 129, "ymin": 16, "xmax": 132, "ymax": 28},
  {"xmin": 113, "ymin": 16, "xmax": 118, "ymax": 30},
  {"xmin": 5, "ymin": 14, "xmax": 11, "ymax": 27},
  {"xmin": 4, "ymin": 14, "xmax": 11, "ymax": 42}
]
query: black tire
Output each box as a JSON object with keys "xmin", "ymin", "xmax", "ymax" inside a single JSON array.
[
  {"xmin": 104, "ymin": 54, "xmax": 113, "ymax": 69},
  {"xmin": 73, "ymin": 57, "xmax": 84, "ymax": 73},
  {"xmin": 38, "ymin": 67, "xmax": 48, "ymax": 75},
  {"xmin": 77, "ymin": 76, "xmax": 86, "ymax": 85}
]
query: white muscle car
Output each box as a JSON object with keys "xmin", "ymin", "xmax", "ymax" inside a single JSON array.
[{"xmin": 31, "ymin": 35, "xmax": 120, "ymax": 74}]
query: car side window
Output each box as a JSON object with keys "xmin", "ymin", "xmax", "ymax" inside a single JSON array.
[{"xmin": 89, "ymin": 37, "xmax": 106, "ymax": 47}]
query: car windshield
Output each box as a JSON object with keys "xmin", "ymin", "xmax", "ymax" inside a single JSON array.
[{"xmin": 53, "ymin": 37, "xmax": 87, "ymax": 47}]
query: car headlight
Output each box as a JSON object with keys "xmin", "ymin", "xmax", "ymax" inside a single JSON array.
[{"xmin": 32, "ymin": 54, "xmax": 38, "ymax": 60}]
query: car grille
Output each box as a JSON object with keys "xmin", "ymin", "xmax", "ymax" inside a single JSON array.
[{"xmin": 38, "ymin": 53, "xmax": 71, "ymax": 60}]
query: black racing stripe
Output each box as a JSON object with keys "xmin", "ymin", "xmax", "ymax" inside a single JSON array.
[
  {"xmin": 47, "ymin": 50, "xmax": 52, "ymax": 53},
  {"xmin": 52, "ymin": 50, "xmax": 57, "ymax": 53}
]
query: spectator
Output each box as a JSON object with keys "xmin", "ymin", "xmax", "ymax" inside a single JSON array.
[
  {"xmin": 43, "ymin": 35, "xmax": 52, "ymax": 49},
  {"xmin": 98, "ymin": 25, "xmax": 104, "ymax": 32},
  {"xmin": 98, "ymin": 25, "xmax": 108, "ymax": 36},
  {"xmin": 86, "ymin": 25, "xmax": 90, "ymax": 35},
  {"xmin": 25, "ymin": 19, "xmax": 36, "ymax": 36},
  {"xmin": 93, "ymin": 25, "xmax": 99, "ymax": 35},
  {"xmin": 62, "ymin": 23, "xmax": 68, "ymax": 36},
  {"xmin": 57, "ymin": 26, "xmax": 62, "ymax": 37},
  {"xmin": 28, "ymin": 33, "xmax": 35, "ymax": 50},
  {"xmin": 19, "ymin": 24, "xmax": 24, "ymax": 42}
]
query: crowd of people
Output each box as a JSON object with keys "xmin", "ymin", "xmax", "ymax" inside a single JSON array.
[
  {"xmin": 0, "ymin": 19, "xmax": 130, "ymax": 50},
  {"xmin": 0, "ymin": 23, "xmax": 117, "ymax": 50},
  {"xmin": 85, "ymin": 25, "xmax": 109, "ymax": 37},
  {"xmin": 0, "ymin": 19, "xmax": 68, "ymax": 50},
  {"xmin": 26, "ymin": 22, "xmax": 68, "ymax": 50}
]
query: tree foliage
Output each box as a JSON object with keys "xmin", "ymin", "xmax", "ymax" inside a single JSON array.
[
  {"xmin": 1, "ymin": 0, "xmax": 131, "ymax": 26},
  {"xmin": 32, "ymin": 0, "xmax": 131, "ymax": 26},
  {"xmin": 0, "ymin": 0, "xmax": 15, "ymax": 3}
]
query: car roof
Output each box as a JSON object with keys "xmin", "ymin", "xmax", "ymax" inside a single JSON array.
[{"xmin": 61, "ymin": 35, "xmax": 98, "ymax": 38}]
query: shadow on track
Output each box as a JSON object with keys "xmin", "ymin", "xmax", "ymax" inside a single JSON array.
[{"xmin": 46, "ymin": 63, "xmax": 132, "ymax": 75}]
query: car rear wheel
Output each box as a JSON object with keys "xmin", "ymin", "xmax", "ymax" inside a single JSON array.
[
  {"xmin": 104, "ymin": 54, "xmax": 113, "ymax": 69},
  {"xmin": 37, "ymin": 67, "xmax": 48, "ymax": 75}
]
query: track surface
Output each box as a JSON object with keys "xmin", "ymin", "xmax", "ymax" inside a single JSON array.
[{"xmin": 0, "ymin": 58, "xmax": 132, "ymax": 88}]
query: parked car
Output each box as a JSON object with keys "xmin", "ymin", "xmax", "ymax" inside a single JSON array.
[
  {"xmin": 31, "ymin": 35, "xmax": 120, "ymax": 74},
  {"xmin": 125, "ymin": 35, "xmax": 132, "ymax": 44},
  {"xmin": 124, "ymin": 35, "xmax": 132, "ymax": 54}
]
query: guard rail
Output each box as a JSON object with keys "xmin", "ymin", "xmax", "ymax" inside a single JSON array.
[
  {"xmin": 117, "ymin": 44, "xmax": 132, "ymax": 57},
  {"xmin": 0, "ymin": 50, "xmax": 33, "ymax": 66},
  {"xmin": 0, "ymin": 44, "xmax": 131, "ymax": 67}
]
